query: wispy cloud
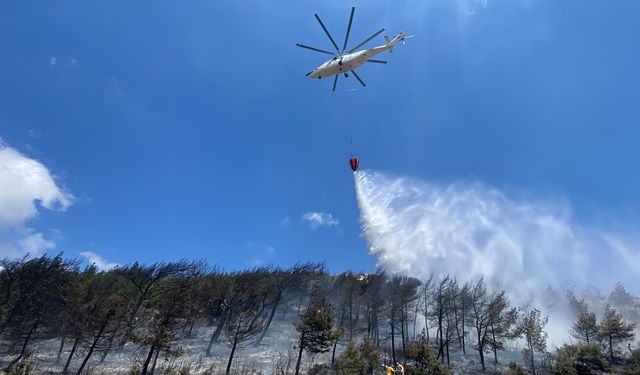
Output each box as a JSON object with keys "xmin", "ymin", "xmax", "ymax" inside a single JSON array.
[
  {"xmin": 280, "ymin": 216, "xmax": 291, "ymax": 227},
  {"xmin": 245, "ymin": 243, "xmax": 276, "ymax": 266},
  {"xmin": 302, "ymin": 211, "xmax": 339, "ymax": 229},
  {"xmin": 0, "ymin": 141, "xmax": 73, "ymax": 257},
  {"xmin": 79, "ymin": 251, "xmax": 120, "ymax": 271},
  {"xmin": 49, "ymin": 57, "xmax": 56, "ymax": 66},
  {"xmin": 27, "ymin": 129, "xmax": 42, "ymax": 139}
]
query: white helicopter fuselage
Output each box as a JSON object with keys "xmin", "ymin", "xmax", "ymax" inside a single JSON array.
[{"xmin": 308, "ymin": 33, "xmax": 405, "ymax": 79}]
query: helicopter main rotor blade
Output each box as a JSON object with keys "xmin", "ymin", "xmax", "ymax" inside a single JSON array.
[
  {"xmin": 348, "ymin": 28, "xmax": 385, "ymax": 53},
  {"xmin": 296, "ymin": 43, "xmax": 336, "ymax": 56},
  {"xmin": 314, "ymin": 14, "xmax": 340, "ymax": 54},
  {"xmin": 367, "ymin": 59, "xmax": 387, "ymax": 64},
  {"xmin": 351, "ymin": 70, "xmax": 366, "ymax": 87},
  {"xmin": 342, "ymin": 7, "xmax": 355, "ymax": 53},
  {"xmin": 332, "ymin": 75, "xmax": 339, "ymax": 92}
]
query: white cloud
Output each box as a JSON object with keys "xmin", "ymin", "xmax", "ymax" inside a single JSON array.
[
  {"xmin": 302, "ymin": 211, "xmax": 339, "ymax": 229},
  {"xmin": 79, "ymin": 251, "xmax": 120, "ymax": 271},
  {"xmin": 49, "ymin": 57, "xmax": 56, "ymax": 66},
  {"xmin": 19, "ymin": 231, "xmax": 55, "ymax": 254},
  {"xmin": 0, "ymin": 142, "xmax": 73, "ymax": 257}
]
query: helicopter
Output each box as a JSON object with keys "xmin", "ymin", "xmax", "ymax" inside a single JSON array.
[{"xmin": 297, "ymin": 7, "xmax": 412, "ymax": 91}]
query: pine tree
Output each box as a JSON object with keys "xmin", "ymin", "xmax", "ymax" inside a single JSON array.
[
  {"xmin": 486, "ymin": 291, "xmax": 517, "ymax": 364},
  {"xmin": 514, "ymin": 308, "xmax": 548, "ymax": 375},
  {"xmin": 334, "ymin": 341, "xmax": 366, "ymax": 375},
  {"xmin": 224, "ymin": 292, "xmax": 268, "ymax": 374},
  {"xmin": 598, "ymin": 305, "xmax": 636, "ymax": 359},
  {"xmin": 359, "ymin": 334, "xmax": 380, "ymax": 375},
  {"xmin": 294, "ymin": 296, "xmax": 339, "ymax": 375},
  {"xmin": 467, "ymin": 277, "xmax": 491, "ymax": 370},
  {"xmin": 405, "ymin": 331, "xmax": 449, "ymax": 375},
  {"xmin": 570, "ymin": 311, "xmax": 598, "ymax": 344}
]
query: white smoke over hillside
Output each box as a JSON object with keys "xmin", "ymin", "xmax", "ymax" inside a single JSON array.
[{"xmin": 354, "ymin": 170, "xmax": 640, "ymax": 344}]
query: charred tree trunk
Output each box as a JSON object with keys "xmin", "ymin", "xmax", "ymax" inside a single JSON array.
[
  {"xmin": 187, "ymin": 320, "xmax": 195, "ymax": 337},
  {"xmin": 150, "ymin": 347, "xmax": 160, "ymax": 375},
  {"xmin": 453, "ymin": 307, "xmax": 462, "ymax": 349},
  {"xmin": 413, "ymin": 303, "xmax": 419, "ymax": 339},
  {"xmin": 63, "ymin": 337, "xmax": 80, "ymax": 374},
  {"xmin": 609, "ymin": 335, "xmax": 613, "ymax": 359},
  {"xmin": 140, "ymin": 342, "xmax": 156, "ymax": 375},
  {"xmin": 491, "ymin": 324, "xmax": 498, "ymax": 364},
  {"xmin": 226, "ymin": 340, "xmax": 238, "ymax": 374},
  {"xmin": 332, "ymin": 339, "xmax": 338, "ymax": 365},
  {"xmin": 348, "ymin": 302, "xmax": 354, "ymax": 341},
  {"xmin": 477, "ymin": 330, "xmax": 485, "ymax": 371},
  {"xmin": 7, "ymin": 316, "xmax": 40, "ymax": 369},
  {"xmin": 445, "ymin": 337, "xmax": 450, "ymax": 366},
  {"xmin": 438, "ymin": 316, "xmax": 444, "ymax": 363},
  {"xmin": 375, "ymin": 318, "xmax": 380, "ymax": 346},
  {"xmin": 206, "ymin": 311, "xmax": 228, "ymax": 356},
  {"xmin": 400, "ymin": 316, "xmax": 406, "ymax": 355},
  {"xmin": 424, "ymin": 286, "xmax": 430, "ymax": 341},
  {"xmin": 0, "ymin": 297, "xmax": 24, "ymax": 334},
  {"xmin": 391, "ymin": 319, "xmax": 397, "ymax": 364},
  {"xmin": 76, "ymin": 310, "xmax": 114, "ymax": 375},
  {"xmin": 531, "ymin": 345, "xmax": 536, "ymax": 375},
  {"xmin": 295, "ymin": 331, "xmax": 305, "ymax": 375},
  {"xmin": 57, "ymin": 335, "xmax": 66, "ymax": 363},
  {"xmin": 120, "ymin": 288, "xmax": 150, "ymax": 348},
  {"xmin": 461, "ymin": 310, "xmax": 466, "ymax": 354},
  {"xmin": 100, "ymin": 314, "xmax": 123, "ymax": 363}
]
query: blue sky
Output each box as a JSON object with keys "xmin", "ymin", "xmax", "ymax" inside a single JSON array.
[{"xmin": 1, "ymin": 0, "xmax": 639, "ymax": 278}]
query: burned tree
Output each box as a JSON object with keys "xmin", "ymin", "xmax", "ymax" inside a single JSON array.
[
  {"xmin": 129, "ymin": 261, "xmax": 205, "ymax": 375},
  {"xmin": 1, "ymin": 254, "xmax": 76, "ymax": 371},
  {"xmin": 224, "ymin": 293, "xmax": 269, "ymax": 373},
  {"xmin": 486, "ymin": 291, "xmax": 517, "ymax": 364},
  {"xmin": 513, "ymin": 308, "xmax": 548, "ymax": 375},
  {"xmin": 467, "ymin": 277, "xmax": 490, "ymax": 371},
  {"xmin": 205, "ymin": 268, "xmax": 269, "ymax": 356},
  {"xmin": 115, "ymin": 260, "xmax": 196, "ymax": 350},
  {"xmin": 256, "ymin": 262, "xmax": 324, "ymax": 346}
]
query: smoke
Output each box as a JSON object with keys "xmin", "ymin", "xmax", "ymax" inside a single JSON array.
[{"xmin": 354, "ymin": 169, "xmax": 640, "ymax": 345}]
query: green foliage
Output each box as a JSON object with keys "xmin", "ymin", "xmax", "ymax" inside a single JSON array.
[
  {"xmin": 4, "ymin": 359, "xmax": 36, "ymax": 375},
  {"xmin": 404, "ymin": 332, "xmax": 449, "ymax": 375},
  {"xmin": 297, "ymin": 296, "xmax": 340, "ymax": 355},
  {"xmin": 514, "ymin": 308, "xmax": 548, "ymax": 374},
  {"xmin": 570, "ymin": 312, "xmax": 599, "ymax": 344},
  {"xmin": 309, "ymin": 364, "xmax": 332, "ymax": 374},
  {"xmin": 359, "ymin": 334, "xmax": 380, "ymax": 374},
  {"xmin": 502, "ymin": 362, "xmax": 527, "ymax": 375},
  {"xmin": 626, "ymin": 349, "xmax": 640, "ymax": 375},
  {"xmin": 335, "ymin": 341, "xmax": 367, "ymax": 375},
  {"xmin": 552, "ymin": 343, "xmax": 608, "ymax": 375},
  {"xmin": 332, "ymin": 335, "xmax": 381, "ymax": 375},
  {"xmin": 598, "ymin": 305, "xmax": 636, "ymax": 359}
]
